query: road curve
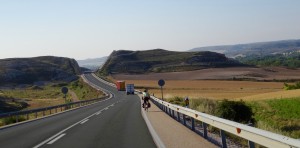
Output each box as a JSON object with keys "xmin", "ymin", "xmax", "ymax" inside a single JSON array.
[{"xmin": 0, "ymin": 73, "xmax": 156, "ymax": 148}]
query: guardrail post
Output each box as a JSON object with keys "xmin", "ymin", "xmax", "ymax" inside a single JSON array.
[
  {"xmin": 43, "ymin": 110, "xmax": 45, "ymax": 116},
  {"xmin": 35, "ymin": 112, "xmax": 38, "ymax": 118},
  {"xmin": 16, "ymin": 115, "xmax": 18, "ymax": 123},
  {"xmin": 172, "ymin": 110, "xmax": 175, "ymax": 118},
  {"xmin": 55, "ymin": 108, "xmax": 57, "ymax": 113},
  {"xmin": 191, "ymin": 118, "xmax": 195, "ymax": 131},
  {"xmin": 27, "ymin": 114, "xmax": 29, "ymax": 120},
  {"xmin": 248, "ymin": 141, "xmax": 255, "ymax": 148},
  {"xmin": 220, "ymin": 130, "xmax": 227, "ymax": 148},
  {"xmin": 247, "ymin": 123, "xmax": 255, "ymax": 148},
  {"xmin": 183, "ymin": 114, "xmax": 187, "ymax": 126},
  {"xmin": 50, "ymin": 109, "xmax": 52, "ymax": 115},
  {"xmin": 177, "ymin": 112, "xmax": 180, "ymax": 122},
  {"xmin": 203, "ymin": 122, "xmax": 208, "ymax": 139}
]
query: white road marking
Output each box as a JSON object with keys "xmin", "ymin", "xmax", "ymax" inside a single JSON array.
[
  {"xmin": 110, "ymin": 104, "xmax": 114, "ymax": 107},
  {"xmin": 33, "ymin": 101, "xmax": 115, "ymax": 148},
  {"xmin": 96, "ymin": 111, "xmax": 101, "ymax": 115},
  {"xmin": 47, "ymin": 133, "xmax": 66, "ymax": 144},
  {"xmin": 33, "ymin": 115, "xmax": 94, "ymax": 148},
  {"xmin": 80, "ymin": 119, "xmax": 89, "ymax": 124}
]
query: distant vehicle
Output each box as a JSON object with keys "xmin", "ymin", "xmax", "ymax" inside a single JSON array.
[
  {"xmin": 126, "ymin": 84, "xmax": 134, "ymax": 95},
  {"xmin": 116, "ymin": 81, "xmax": 125, "ymax": 91}
]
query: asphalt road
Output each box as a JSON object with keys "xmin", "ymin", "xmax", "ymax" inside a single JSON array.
[{"xmin": 0, "ymin": 73, "xmax": 156, "ymax": 148}]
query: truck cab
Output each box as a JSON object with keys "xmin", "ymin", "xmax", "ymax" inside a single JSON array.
[{"xmin": 126, "ymin": 84, "xmax": 134, "ymax": 95}]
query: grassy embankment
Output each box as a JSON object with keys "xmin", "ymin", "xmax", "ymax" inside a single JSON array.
[
  {"xmin": 167, "ymin": 95, "xmax": 300, "ymax": 139},
  {"xmin": 0, "ymin": 78, "xmax": 104, "ymax": 126}
]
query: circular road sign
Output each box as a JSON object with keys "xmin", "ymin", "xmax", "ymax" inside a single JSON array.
[
  {"xmin": 61, "ymin": 87, "xmax": 69, "ymax": 94},
  {"xmin": 158, "ymin": 79, "xmax": 165, "ymax": 87}
]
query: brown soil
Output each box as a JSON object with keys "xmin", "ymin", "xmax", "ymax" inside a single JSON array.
[
  {"xmin": 112, "ymin": 67, "xmax": 300, "ymax": 81},
  {"xmin": 111, "ymin": 67, "xmax": 300, "ymax": 100}
]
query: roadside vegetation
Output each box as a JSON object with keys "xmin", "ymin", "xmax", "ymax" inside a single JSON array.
[
  {"xmin": 167, "ymin": 96, "xmax": 300, "ymax": 139},
  {"xmin": 0, "ymin": 78, "xmax": 104, "ymax": 126},
  {"xmin": 284, "ymin": 82, "xmax": 300, "ymax": 90},
  {"xmin": 0, "ymin": 78, "xmax": 103, "ymax": 112}
]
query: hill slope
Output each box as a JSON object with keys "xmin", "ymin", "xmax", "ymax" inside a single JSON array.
[
  {"xmin": 190, "ymin": 39, "xmax": 300, "ymax": 58},
  {"xmin": 0, "ymin": 56, "xmax": 81, "ymax": 85},
  {"xmin": 98, "ymin": 49, "xmax": 245, "ymax": 75}
]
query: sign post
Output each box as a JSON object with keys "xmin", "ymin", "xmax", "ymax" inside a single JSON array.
[
  {"xmin": 158, "ymin": 79, "xmax": 165, "ymax": 100},
  {"xmin": 61, "ymin": 87, "xmax": 69, "ymax": 103}
]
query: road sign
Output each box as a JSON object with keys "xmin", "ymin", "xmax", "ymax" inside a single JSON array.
[
  {"xmin": 158, "ymin": 79, "xmax": 165, "ymax": 87},
  {"xmin": 158, "ymin": 79, "xmax": 165, "ymax": 100},
  {"xmin": 61, "ymin": 87, "xmax": 68, "ymax": 94}
]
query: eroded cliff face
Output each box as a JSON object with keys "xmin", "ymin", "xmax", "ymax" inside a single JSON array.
[
  {"xmin": 0, "ymin": 56, "xmax": 81, "ymax": 85},
  {"xmin": 98, "ymin": 49, "xmax": 246, "ymax": 75}
]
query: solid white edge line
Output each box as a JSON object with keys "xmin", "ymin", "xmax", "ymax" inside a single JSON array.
[
  {"xmin": 47, "ymin": 133, "xmax": 66, "ymax": 144},
  {"xmin": 140, "ymin": 99, "xmax": 166, "ymax": 148},
  {"xmin": 80, "ymin": 119, "xmax": 89, "ymax": 124}
]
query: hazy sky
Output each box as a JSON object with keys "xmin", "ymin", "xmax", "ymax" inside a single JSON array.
[{"xmin": 1, "ymin": 0, "xmax": 300, "ymax": 60}]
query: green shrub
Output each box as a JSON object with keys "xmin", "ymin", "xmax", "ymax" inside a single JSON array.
[
  {"xmin": 3, "ymin": 116, "xmax": 26, "ymax": 125},
  {"xmin": 216, "ymin": 100, "xmax": 254, "ymax": 123},
  {"xmin": 284, "ymin": 82, "xmax": 300, "ymax": 90}
]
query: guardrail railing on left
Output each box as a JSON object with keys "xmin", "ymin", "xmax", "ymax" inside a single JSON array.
[{"xmin": 0, "ymin": 96, "xmax": 109, "ymax": 127}]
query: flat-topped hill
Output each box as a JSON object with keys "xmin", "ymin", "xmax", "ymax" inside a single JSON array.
[
  {"xmin": 0, "ymin": 56, "xmax": 81, "ymax": 85},
  {"xmin": 98, "ymin": 49, "xmax": 245, "ymax": 75}
]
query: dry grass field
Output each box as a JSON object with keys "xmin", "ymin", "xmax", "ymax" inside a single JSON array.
[
  {"xmin": 113, "ymin": 67, "xmax": 300, "ymax": 100},
  {"xmin": 122, "ymin": 80, "xmax": 300, "ymax": 101}
]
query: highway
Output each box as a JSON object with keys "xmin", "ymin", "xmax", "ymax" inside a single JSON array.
[{"xmin": 0, "ymin": 74, "xmax": 156, "ymax": 148}]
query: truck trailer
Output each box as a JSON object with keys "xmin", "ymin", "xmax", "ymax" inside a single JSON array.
[{"xmin": 116, "ymin": 81, "xmax": 125, "ymax": 91}]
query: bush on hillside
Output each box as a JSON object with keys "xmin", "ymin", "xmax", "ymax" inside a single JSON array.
[
  {"xmin": 284, "ymin": 82, "xmax": 300, "ymax": 90},
  {"xmin": 216, "ymin": 100, "xmax": 254, "ymax": 124}
]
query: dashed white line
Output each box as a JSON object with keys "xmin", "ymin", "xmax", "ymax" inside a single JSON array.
[
  {"xmin": 80, "ymin": 119, "xmax": 89, "ymax": 124},
  {"xmin": 33, "ymin": 101, "xmax": 115, "ymax": 148},
  {"xmin": 47, "ymin": 133, "xmax": 66, "ymax": 144},
  {"xmin": 96, "ymin": 111, "xmax": 101, "ymax": 115}
]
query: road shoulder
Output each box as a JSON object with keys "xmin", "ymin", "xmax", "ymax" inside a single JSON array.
[{"xmin": 139, "ymin": 95, "xmax": 217, "ymax": 148}]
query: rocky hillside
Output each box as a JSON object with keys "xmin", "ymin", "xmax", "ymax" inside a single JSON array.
[
  {"xmin": 190, "ymin": 39, "xmax": 300, "ymax": 58},
  {"xmin": 0, "ymin": 56, "xmax": 81, "ymax": 85},
  {"xmin": 98, "ymin": 49, "xmax": 245, "ymax": 75}
]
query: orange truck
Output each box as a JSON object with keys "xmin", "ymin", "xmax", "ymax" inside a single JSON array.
[{"xmin": 116, "ymin": 81, "xmax": 125, "ymax": 91}]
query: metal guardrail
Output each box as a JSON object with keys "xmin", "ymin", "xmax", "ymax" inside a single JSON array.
[
  {"xmin": 0, "ymin": 96, "xmax": 109, "ymax": 124},
  {"xmin": 148, "ymin": 94, "xmax": 300, "ymax": 148}
]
